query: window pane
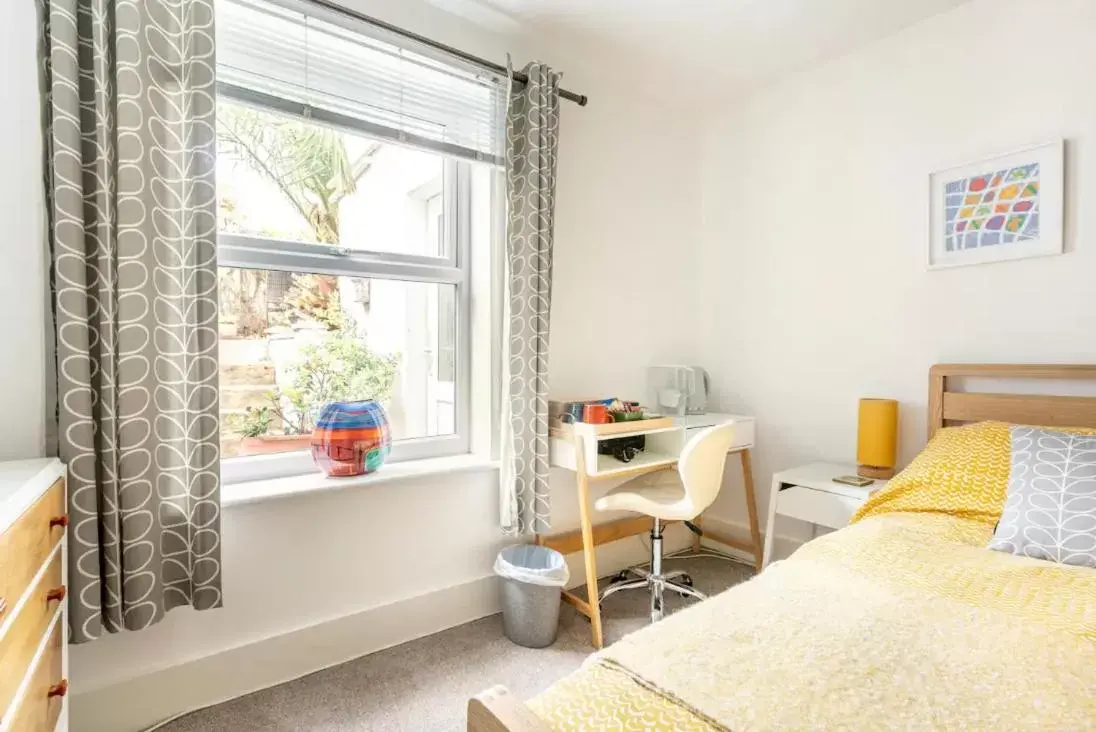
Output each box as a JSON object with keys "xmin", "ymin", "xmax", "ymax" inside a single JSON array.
[
  {"xmin": 219, "ymin": 267, "xmax": 457, "ymax": 458},
  {"xmin": 218, "ymin": 100, "xmax": 448, "ymax": 257}
]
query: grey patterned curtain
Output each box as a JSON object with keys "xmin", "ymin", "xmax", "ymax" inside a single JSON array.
[
  {"xmin": 41, "ymin": 0, "xmax": 222, "ymax": 643},
  {"xmin": 500, "ymin": 63, "xmax": 561, "ymax": 535}
]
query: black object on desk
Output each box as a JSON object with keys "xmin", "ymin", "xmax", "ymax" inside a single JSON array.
[{"xmin": 599, "ymin": 435, "xmax": 646, "ymax": 463}]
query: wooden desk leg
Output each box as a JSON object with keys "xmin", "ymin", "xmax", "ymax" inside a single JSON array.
[
  {"xmin": 740, "ymin": 449, "xmax": 764, "ymax": 572},
  {"xmin": 573, "ymin": 437, "xmax": 604, "ymax": 649}
]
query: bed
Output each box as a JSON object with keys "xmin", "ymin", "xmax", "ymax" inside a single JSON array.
[{"xmin": 468, "ymin": 364, "xmax": 1096, "ymax": 731}]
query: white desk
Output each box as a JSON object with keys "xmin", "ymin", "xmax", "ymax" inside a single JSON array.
[{"xmin": 542, "ymin": 412, "xmax": 762, "ymax": 648}]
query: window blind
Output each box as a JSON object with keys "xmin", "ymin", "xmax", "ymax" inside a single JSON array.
[{"xmin": 216, "ymin": 0, "xmax": 506, "ymax": 164}]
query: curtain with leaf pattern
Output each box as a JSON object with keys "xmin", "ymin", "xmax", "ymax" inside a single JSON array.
[
  {"xmin": 500, "ymin": 63, "xmax": 561, "ymax": 535},
  {"xmin": 41, "ymin": 0, "xmax": 222, "ymax": 643}
]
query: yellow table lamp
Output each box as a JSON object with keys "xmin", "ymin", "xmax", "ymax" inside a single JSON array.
[{"xmin": 857, "ymin": 398, "xmax": 898, "ymax": 479}]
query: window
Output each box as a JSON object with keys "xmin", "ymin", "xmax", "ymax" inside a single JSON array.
[{"xmin": 215, "ymin": 0, "xmax": 503, "ymax": 482}]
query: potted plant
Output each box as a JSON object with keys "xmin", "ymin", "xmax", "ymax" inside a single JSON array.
[
  {"xmin": 235, "ymin": 334, "xmax": 398, "ymax": 456},
  {"xmin": 237, "ymin": 404, "xmax": 315, "ymax": 455}
]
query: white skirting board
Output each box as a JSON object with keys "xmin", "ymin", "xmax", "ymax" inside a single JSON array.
[
  {"xmin": 699, "ymin": 514, "xmax": 804, "ymax": 565},
  {"xmin": 69, "ymin": 576, "xmax": 503, "ymax": 732}
]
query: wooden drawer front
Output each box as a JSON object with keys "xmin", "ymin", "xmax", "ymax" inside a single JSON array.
[
  {"xmin": 0, "ymin": 546, "xmax": 64, "ymax": 716},
  {"xmin": 4, "ymin": 613, "xmax": 65, "ymax": 732},
  {"xmin": 776, "ymin": 485, "xmax": 862, "ymax": 530},
  {"xmin": 0, "ymin": 479, "xmax": 65, "ymax": 624}
]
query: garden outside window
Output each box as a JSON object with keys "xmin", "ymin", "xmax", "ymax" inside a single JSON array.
[{"xmin": 216, "ymin": 0, "xmax": 503, "ymax": 483}]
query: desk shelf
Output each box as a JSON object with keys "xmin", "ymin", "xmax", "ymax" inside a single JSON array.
[
  {"xmin": 550, "ymin": 416, "xmax": 675, "ymax": 439},
  {"xmin": 550, "ymin": 424, "xmax": 684, "ymax": 479},
  {"xmin": 592, "ymin": 451, "xmax": 678, "ymax": 478}
]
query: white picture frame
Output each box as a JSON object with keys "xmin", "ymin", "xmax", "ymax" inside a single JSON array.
[{"xmin": 928, "ymin": 140, "xmax": 1064, "ymax": 269}]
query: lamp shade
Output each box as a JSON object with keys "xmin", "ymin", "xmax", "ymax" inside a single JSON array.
[{"xmin": 857, "ymin": 398, "xmax": 898, "ymax": 478}]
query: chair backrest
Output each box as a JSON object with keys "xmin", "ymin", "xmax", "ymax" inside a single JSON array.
[{"xmin": 678, "ymin": 421, "xmax": 738, "ymax": 515}]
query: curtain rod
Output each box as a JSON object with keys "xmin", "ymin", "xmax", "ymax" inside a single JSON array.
[{"xmin": 305, "ymin": 0, "xmax": 588, "ymax": 107}]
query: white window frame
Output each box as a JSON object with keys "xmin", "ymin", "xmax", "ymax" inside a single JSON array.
[{"xmin": 217, "ymin": 103, "xmax": 475, "ymax": 485}]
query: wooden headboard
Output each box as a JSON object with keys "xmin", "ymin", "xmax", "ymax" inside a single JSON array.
[{"xmin": 928, "ymin": 363, "xmax": 1096, "ymax": 438}]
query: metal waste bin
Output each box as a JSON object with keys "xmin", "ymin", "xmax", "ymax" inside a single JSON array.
[{"xmin": 494, "ymin": 544, "xmax": 570, "ymax": 648}]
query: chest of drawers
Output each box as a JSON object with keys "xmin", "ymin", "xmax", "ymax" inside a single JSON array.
[{"xmin": 0, "ymin": 459, "xmax": 68, "ymax": 732}]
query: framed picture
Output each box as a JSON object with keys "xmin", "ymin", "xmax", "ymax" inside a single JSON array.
[{"xmin": 928, "ymin": 140, "xmax": 1064, "ymax": 269}]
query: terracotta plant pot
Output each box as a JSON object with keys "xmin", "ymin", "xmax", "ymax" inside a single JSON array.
[{"xmin": 238, "ymin": 434, "xmax": 314, "ymax": 455}]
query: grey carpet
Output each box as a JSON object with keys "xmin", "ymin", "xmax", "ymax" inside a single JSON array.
[{"xmin": 158, "ymin": 555, "xmax": 754, "ymax": 732}]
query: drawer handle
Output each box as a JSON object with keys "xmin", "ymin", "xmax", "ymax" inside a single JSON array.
[
  {"xmin": 48, "ymin": 680, "xmax": 68, "ymax": 699},
  {"xmin": 46, "ymin": 586, "xmax": 67, "ymax": 603},
  {"xmin": 49, "ymin": 515, "xmax": 69, "ymax": 529},
  {"xmin": 0, "ymin": 597, "xmax": 6, "ymax": 616}
]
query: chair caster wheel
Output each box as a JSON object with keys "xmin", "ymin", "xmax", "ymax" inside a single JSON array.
[
  {"xmin": 612, "ymin": 571, "xmax": 629, "ymax": 583},
  {"xmin": 674, "ymin": 575, "xmax": 695, "ymax": 598}
]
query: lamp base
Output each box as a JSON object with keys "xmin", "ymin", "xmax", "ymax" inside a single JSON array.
[{"xmin": 857, "ymin": 464, "xmax": 894, "ymax": 480}]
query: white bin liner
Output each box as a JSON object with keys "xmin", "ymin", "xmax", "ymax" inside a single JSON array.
[{"xmin": 494, "ymin": 544, "xmax": 570, "ymax": 587}]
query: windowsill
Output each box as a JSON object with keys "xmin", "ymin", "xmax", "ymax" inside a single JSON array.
[{"xmin": 222, "ymin": 454, "xmax": 499, "ymax": 507}]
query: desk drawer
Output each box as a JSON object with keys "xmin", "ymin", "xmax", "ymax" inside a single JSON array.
[
  {"xmin": 776, "ymin": 485, "xmax": 862, "ymax": 530},
  {"xmin": 5, "ymin": 613, "xmax": 65, "ymax": 732},
  {"xmin": 0, "ymin": 546, "xmax": 64, "ymax": 715},
  {"xmin": 0, "ymin": 479, "xmax": 66, "ymax": 627},
  {"xmin": 685, "ymin": 419, "xmax": 754, "ymax": 450}
]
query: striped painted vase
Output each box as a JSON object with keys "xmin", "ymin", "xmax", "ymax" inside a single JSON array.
[{"xmin": 310, "ymin": 400, "xmax": 392, "ymax": 477}]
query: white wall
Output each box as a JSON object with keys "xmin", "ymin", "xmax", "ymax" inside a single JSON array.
[
  {"xmin": 694, "ymin": 0, "xmax": 1096, "ymax": 530},
  {"xmin": 0, "ymin": 1, "xmax": 47, "ymax": 461},
  {"xmin": 549, "ymin": 77, "xmax": 703, "ymax": 399},
  {"xmin": 545, "ymin": 69, "xmax": 705, "ymax": 584},
  {"xmin": 67, "ymin": 2, "xmax": 703, "ymax": 730},
  {"xmin": 70, "ymin": 469, "xmax": 504, "ymax": 703}
]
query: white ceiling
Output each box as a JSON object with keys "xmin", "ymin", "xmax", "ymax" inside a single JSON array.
[{"xmin": 441, "ymin": 0, "xmax": 973, "ymax": 95}]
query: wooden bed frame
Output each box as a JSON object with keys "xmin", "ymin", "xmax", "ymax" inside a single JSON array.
[
  {"xmin": 928, "ymin": 363, "xmax": 1096, "ymax": 437},
  {"xmin": 469, "ymin": 363, "xmax": 1096, "ymax": 732}
]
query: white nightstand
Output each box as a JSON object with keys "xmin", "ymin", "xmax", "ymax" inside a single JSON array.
[{"xmin": 761, "ymin": 462, "xmax": 888, "ymax": 568}]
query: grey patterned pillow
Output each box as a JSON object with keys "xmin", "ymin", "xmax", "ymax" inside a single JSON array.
[{"xmin": 988, "ymin": 426, "xmax": 1096, "ymax": 567}]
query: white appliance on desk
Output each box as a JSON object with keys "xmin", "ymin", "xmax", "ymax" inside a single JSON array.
[{"xmin": 647, "ymin": 365, "xmax": 710, "ymax": 416}]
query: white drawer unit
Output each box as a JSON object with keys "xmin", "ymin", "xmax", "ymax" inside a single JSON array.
[
  {"xmin": 761, "ymin": 462, "xmax": 887, "ymax": 568},
  {"xmin": 774, "ymin": 486, "xmax": 862, "ymax": 529},
  {"xmin": 0, "ymin": 459, "xmax": 69, "ymax": 732}
]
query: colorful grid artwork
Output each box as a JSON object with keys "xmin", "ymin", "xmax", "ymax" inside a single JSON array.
[{"xmin": 944, "ymin": 164, "xmax": 1040, "ymax": 251}]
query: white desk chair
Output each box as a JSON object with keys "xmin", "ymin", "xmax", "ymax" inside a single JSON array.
[{"xmin": 594, "ymin": 422, "xmax": 738, "ymax": 623}]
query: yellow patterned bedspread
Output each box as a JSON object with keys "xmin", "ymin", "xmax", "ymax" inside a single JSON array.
[{"xmin": 530, "ymin": 423, "xmax": 1096, "ymax": 731}]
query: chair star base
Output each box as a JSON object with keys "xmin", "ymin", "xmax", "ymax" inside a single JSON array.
[{"xmin": 597, "ymin": 518, "xmax": 710, "ymax": 622}]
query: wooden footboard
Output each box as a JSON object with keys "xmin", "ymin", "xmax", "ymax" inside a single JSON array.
[{"xmin": 467, "ymin": 686, "xmax": 549, "ymax": 732}]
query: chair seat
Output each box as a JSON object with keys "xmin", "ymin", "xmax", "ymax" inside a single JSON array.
[{"xmin": 593, "ymin": 470, "xmax": 700, "ymax": 521}]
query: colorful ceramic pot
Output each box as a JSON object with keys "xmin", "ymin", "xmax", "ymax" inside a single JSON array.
[{"xmin": 310, "ymin": 400, "xmax": 391, "ymax": 477}]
